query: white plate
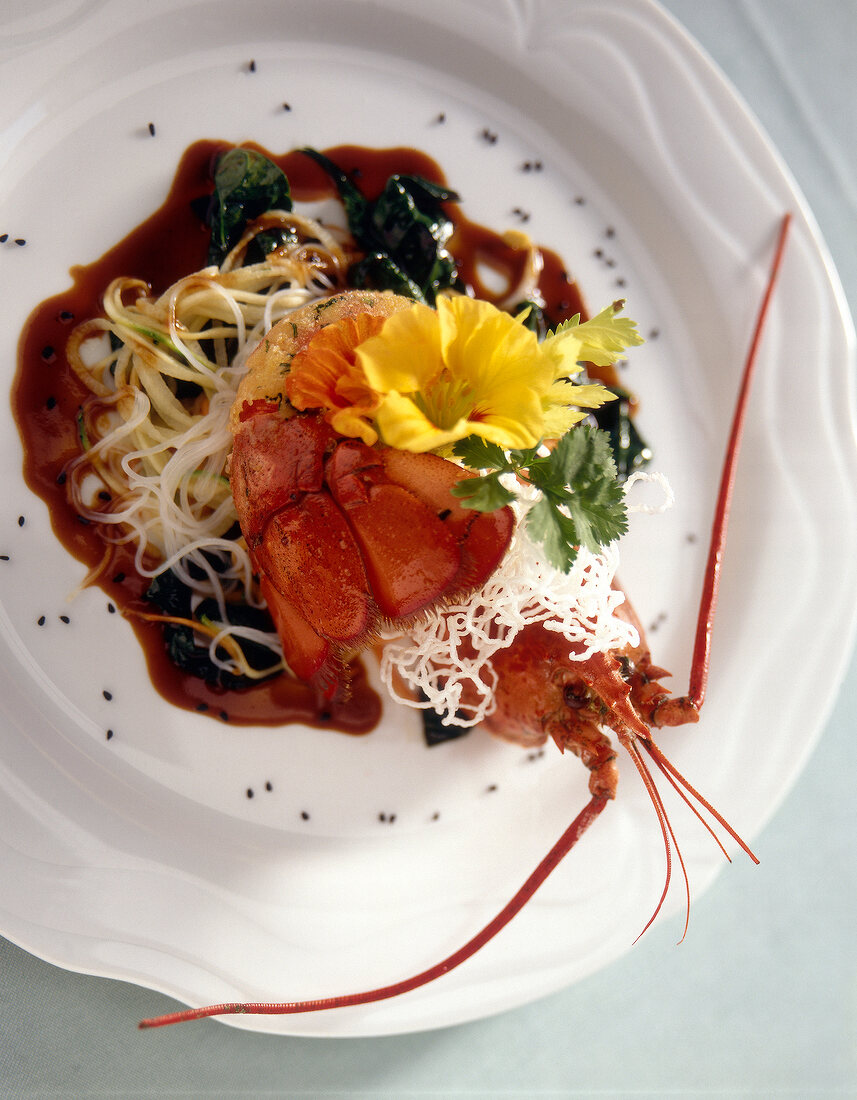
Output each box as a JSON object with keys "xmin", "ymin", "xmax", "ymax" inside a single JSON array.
[{"xmin": 0, "ymin": 0, "xmax": 855, "ymax": 1037}]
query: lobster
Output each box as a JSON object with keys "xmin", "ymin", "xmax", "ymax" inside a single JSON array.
[{"xmin": 139, "ymin": 212, "xmax": 791, "ymax": 1029}]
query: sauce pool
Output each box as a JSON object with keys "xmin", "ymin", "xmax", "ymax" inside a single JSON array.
[{"xmin": 12, "ymin": 140, "xmax": 587, "ymax": 733}]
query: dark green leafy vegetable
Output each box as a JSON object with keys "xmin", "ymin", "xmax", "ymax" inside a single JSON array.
[
  {"xmin": 515, "ymin": 300, "xmax": 550, "ymax": 339},
  {"xmin": 420, "ymin": 695, "xmax": 472, "ymax": 747},
  {"xmin": 451, "ymin": 426, "xmax": 628, "ymax": 573},
  {"xmin": 300, "ymin": 147, "xmax": 461, "ymax": 304},
  {"xmin": 591, "ymin": 385, "xmax": 652, "ymax": 481},
  {"xmin": 348, "ymin": 254, "xmax": 425, "ymax": 301},
  {"xmin": 75, "ymin": 406, "xmax": 90, "ymax": 451},
  {"xmin": 206, "ymin": 148, "xmax": 293, "ymax": 266},
  {"xmin": 145, "ymin": 567, "xmax": 280, "ymax": 691}
]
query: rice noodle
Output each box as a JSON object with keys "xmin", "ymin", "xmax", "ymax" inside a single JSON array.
[{"xmin": 379, "ymin": 484, "xmax": 642, "ymax": 727}]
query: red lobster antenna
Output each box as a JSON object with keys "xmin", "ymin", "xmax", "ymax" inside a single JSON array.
[
  {"xmin": 139, "ymin": 212, "xmax": 792, "ymax": 1030},
  {"xmin": 688, "ymin": 212, "xmax": 792, "ymax": 708},
  {"xmin": 617, "ymin": 212, "xmax": 792, "ymax": 938}
]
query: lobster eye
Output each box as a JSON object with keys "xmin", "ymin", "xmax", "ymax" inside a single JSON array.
[{"xmin": 563, "ymin": 683, "xmax": 588, "ymax": 709}]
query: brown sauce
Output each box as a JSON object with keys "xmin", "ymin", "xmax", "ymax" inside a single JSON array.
[{"xmin": 12, "ymin": 140, "xmax": 588, "ymax": 733}]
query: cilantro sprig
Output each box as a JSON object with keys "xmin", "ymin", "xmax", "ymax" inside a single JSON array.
[{"xmin": 451, "ymin": 426, "xmax": 628, "ymax": 573}]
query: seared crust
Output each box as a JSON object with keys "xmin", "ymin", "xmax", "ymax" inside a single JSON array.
[{"xmin": 229, "ymin": 290, "xmax": 413, "ymax": 433}]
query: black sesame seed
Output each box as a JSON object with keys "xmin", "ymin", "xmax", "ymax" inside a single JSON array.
[
  {"xmin": 265, "ymin": 781, "xmax": 273, "ymax": 792},
  {"xmin": 14, "ymin": 238, "xmax": 26, "ymax": 246},
  {"xmin": 248, "ymin": 59, "xmax": 256, "ymax": 72},
  {"xmin": 37, "ymin": 615, "xmax": 45, "ymax": 626},
  {"xmin": 649, "ymin": 328, "xmax": 660, "ymax": 340},
  {"xmin": 616, "ymin": 277, "xmax": 626, "ymax": 287},
  {"xmin": 148, "ymin": 122, "xmax": 156, "ymax": 136},
  {"xmin": 605, "ymin": 226, "xmax": 615, "ymax": 238},
  {"xmin": 106, "ymin": 729, "xmax": 114, "ymax": 741},
  {"xmin": 195, "ymin": 702, "xmax": 209, "ymax": 712},
  {"xmin": 103, "ymin": 689, "xmax": 112, "ymax": 700},
  {"xmin": 112, "ymin": 571, "xmax": 126, "ymax": 584},
  {"xmin": 107, "ymin": 602, "xmax": 116, "ymax": 614},
  {"xmin": 56, "ymin": 472, "xmax": 67, "ymax": 486},
  {"xmin": 0, "ymin": 555, "xmax": 9, "ymax": 562},
  {"xmin": 219, "ymin": 710, "xmax": 229, "ymax": 721},
  {"xmin": 574, "ymin": 196, "xmax": 586, "ymax": 205},
  {"xmin": 686, "ymin": 532, "xmax": 698, "ymax": 544},
  {"xmin": 431, "ymin": 811, "xmax": 440, "ymax": 821},
  {"xmin": 246, "ymin": 788, "xmax": 254, "ymax": 798},
  {"xmin": 282, "ymin": 102, "xmax": 291, "ymax": 111},
  {"xmin": 594, "ymin": 248, "xmax": 603, "ymax": 258},
  {"xmin": 486, "ymin": 783, "xmax": 498, "ymax": 793},
  {"xmin": 0, "ymin": 234, "xmax": 7, "ymax": 243},
  {"xmin": 434, "ymin": 111, "xmax": 446, "ymax": 124},
  {"xmin": 98, "ymin": 490, "xmax": 111, "ymax": 501},
  {"xmin": 59, "ymin": 310, "xmax": 74, "ymax": 323},
  {"xmin": 76, "ymin": 515, "xmax": 91, "ymax": 525},
  {"xmin": 45, "ymin": 395, "xmax": 57, "ymax": 409},
  {"xmin": 41, "ymin": 345, "xmax": 56, "ymax": 362},
  {"xmin": 60, "ymin": 615, "xmax": 70, "ymax": 624},
  {"xmin": 17, "ymin": 516, "xmax": 25, "ymax": 527},
  {"xmin": 300, "ymin": 810, "xmax": 310, "ymax": 821}
]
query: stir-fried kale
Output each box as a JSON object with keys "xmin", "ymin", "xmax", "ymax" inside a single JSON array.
[
  {"xmin": 420, "ymin": 701, "xmax": 472, "ymax": 747},
  {"xmin": 515, "ymin": 299, "xmax": 550, "ymax": 339},
  {"xmin": 591, "ymin": 385, "xmax": 652, "ymax": 482},
  {"xmin": 300, "ymin": 147, "xmax": 462, "ymax": 304},
  {"xmin": 202, "ymin": 147, "xmax": 294, "ymax": 266},
  {"xmin": 145, "ymin": 566, "xmax": 279, "ymax": 691}
]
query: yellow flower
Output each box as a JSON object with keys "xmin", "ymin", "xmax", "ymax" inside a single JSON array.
[{"xmin": 356, "ymin": 296, "xmax": 616, "ymax": 453}]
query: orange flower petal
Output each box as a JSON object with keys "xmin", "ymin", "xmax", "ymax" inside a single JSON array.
[{"xmin": 285, "ymin": 313, "xmax": 385, "ymax": 442}]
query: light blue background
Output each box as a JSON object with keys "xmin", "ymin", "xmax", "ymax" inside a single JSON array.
[{"xmin": 2, "ymin": 1, "xmax": 855, "ymax": 1095}]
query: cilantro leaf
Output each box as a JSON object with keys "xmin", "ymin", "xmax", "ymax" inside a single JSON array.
[
  {"xmin": 526, "ymin": 496, "xmax": 582, "ymax": 572},
  {"xmin": 545, "ymin": 299, "xmax": 644, "ymax": 370},
  {"xmin": 452, "ymin": 435, "xmax": 509, "ymax": 471},
  {"xmin": 451, "ymin": 426, "xmax": 628, "ymax": 571},
  {"xmin": 449, "ymin": 472, "xmax": 517, "ymax": 512},
  {"xmin": 553, "ymin": 422, "xmax": 617, "ymax": 486},
  {"xmin": 553, "ymin": 426, "xmax": 628, "ymax": 553}
]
